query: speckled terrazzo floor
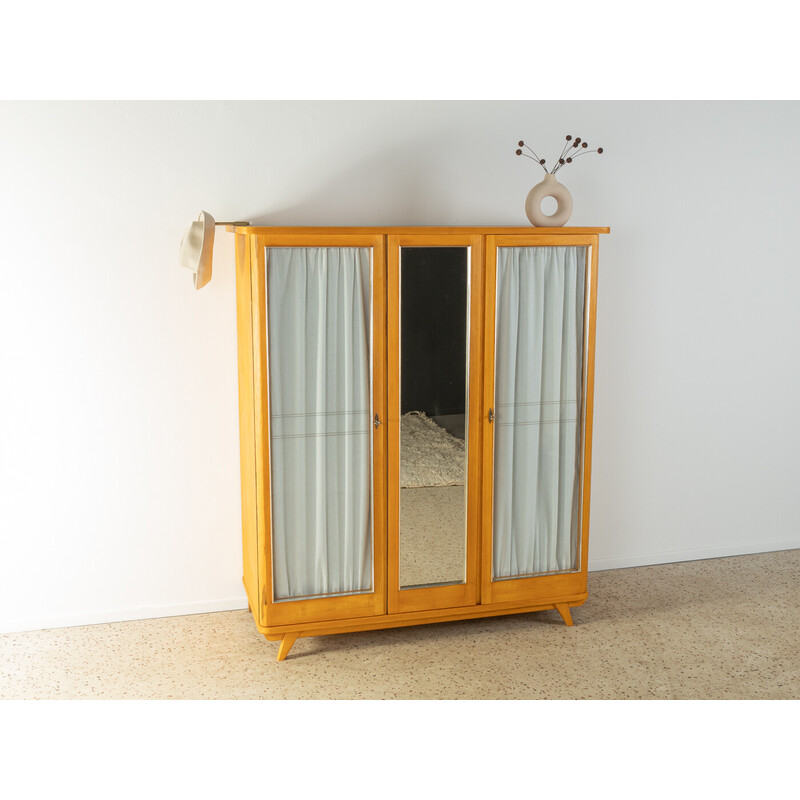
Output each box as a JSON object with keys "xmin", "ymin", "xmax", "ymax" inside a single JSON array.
[
  {"xmin": 1, "ymin": 549, "xmax": 798, "ymax": 699},
  {"xmin": 400, "ymin": 485, "xmax": 465, "ymax": 586}
]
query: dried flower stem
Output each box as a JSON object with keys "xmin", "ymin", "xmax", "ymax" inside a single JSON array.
[
  {"xmin": 555, "ymin": 147, "xmax": 602, "ymax": 172},
  {"xmin": 516, "ymin": 135, "xmax": 602, "ymax": 176},
  {"xmin": 523, "ymin": 143, "xmax": 543, "ymax": 162},
  {"xmin": 518, "ymin": 151, "xmax": 548, "ymax": 173},
  {"xmin": 523, "ymin": 144, "xmax": 548, "ymax": 173},
  {"xmin": 569, "ymin": 148, "xmax": 601, "ymax": 160},
  {"xmin": 554, "ymin": 137, "xmax": 574, "ymax": 166},
  {"xmin": 553, "ymin": 143, "xmax": 603, "ymax": 173}
]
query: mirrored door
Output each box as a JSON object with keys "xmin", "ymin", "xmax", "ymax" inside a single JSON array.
[{"xmin": 387, "ymin": 235, "xmax": 483, "ymax": 613}]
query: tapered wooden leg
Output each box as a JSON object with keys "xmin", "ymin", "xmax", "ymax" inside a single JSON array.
[
  {"xmin": 555, "ymin": 603, "xmax": 574, "ymax": 627},
  {"xmin": 277, "ymin": 632, "xmax": 300, "ymax": 661}
]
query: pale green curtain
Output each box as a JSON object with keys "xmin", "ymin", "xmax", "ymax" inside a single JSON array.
[
  {"xmin": 266, "ymin": 247, "xmax": 373, "ymax": 601},
  {"xmin": 492, "ymin": 246, "xmax": 586, "ymax": 579}
]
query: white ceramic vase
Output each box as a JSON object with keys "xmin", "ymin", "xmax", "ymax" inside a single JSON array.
[{"xmin": 525, "ymin": 172, "xmax": 573, "ymax": 227}]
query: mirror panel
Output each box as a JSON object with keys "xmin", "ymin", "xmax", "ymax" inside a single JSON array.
[{"xmin": 398, "ymin": 247, "xmax": 469, "ymax": 589}]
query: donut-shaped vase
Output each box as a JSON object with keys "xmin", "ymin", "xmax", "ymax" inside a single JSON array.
[{"xmin": 524, "ymin": 173, "xmax": 573, "ymax": 227}]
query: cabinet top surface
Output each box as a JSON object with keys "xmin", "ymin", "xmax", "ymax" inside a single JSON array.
[{"xmin": 226, "ymin": 226, "xmax": 610, "ymax": 235}]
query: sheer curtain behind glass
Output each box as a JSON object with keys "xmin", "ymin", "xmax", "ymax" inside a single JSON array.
[
  {"xmin": 267, "ymin": 247, "xmax": 373, "ymax": 601},
  {"xmin": 492, "ymin": 246, "xmax": 586, "ymax": 579}
]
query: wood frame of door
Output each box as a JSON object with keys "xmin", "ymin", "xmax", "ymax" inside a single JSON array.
[
  {"xmin": 386, "ymin": 234, "xmax": 484, "ymax": 614},
  {"xmin": 481, "ymin": 234, "xmax": 600, "ymax": 605},
  {"xmin": 252, "ymin": 233, "xmax": 388, "ymax": 627}
]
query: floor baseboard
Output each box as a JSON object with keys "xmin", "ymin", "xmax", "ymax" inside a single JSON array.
[
  {"xmin": 3, "ymin": 540, "xmax": 799, "ymax": 634},
  {"xmin": 0, "ymin": 596, "xmax": 248, "ymax": 635},
  {"xmin": 588, "ymin": 539, "xmax": 800, "ymax": 572}
]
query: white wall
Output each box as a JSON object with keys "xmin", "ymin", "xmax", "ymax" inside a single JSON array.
[{"xmin": 1, "ymin": 101, "xmax": 798, "ymax": 633}]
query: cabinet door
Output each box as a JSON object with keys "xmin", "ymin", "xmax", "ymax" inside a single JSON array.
[
  {"xmin": 387, "ymin": 235, "xmax": 483, "ymax": 613},
  {"xmin": 253, "ymin": 234, "xmax": 387, "ymax": 626},
  {"xmin": 481, "ymin": 236, "xmax": 599, "ymax": 605}
]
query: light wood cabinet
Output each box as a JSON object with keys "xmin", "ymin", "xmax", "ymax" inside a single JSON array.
[{"xmin": 232, "ymin": 226, "xmax": 608, "ymax": 659}]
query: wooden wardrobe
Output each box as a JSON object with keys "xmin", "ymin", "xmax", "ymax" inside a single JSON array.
[{"xmin": 231, "ymin": 226, "xmax": 609, "ymax": 660}]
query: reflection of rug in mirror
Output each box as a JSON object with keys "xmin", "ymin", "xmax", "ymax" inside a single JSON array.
[
  {"xmin": 401, "ymin": 411, "xmax": 465, "ymax": 488},
  {"xmin": 399, "ymin": 485, "xmax": 466, "ymax": 587}
]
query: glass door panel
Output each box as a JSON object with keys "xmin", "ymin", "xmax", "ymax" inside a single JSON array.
[
  {"xmin": 482, "ymin": 237, "xmax": 596, "ymax": 606},
  {"xmin": 258, "ymin": 236, "xmax": 386, "ymax": 627},
  {"xmin": 492, "ymin": 245, "xmax": 586, "ymax": 580},
  {"xmin": 266, "ymin": 246, "xmax": 375, "ymax": 601}
]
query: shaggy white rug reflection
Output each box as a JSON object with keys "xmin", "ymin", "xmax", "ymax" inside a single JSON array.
[{"xmin": 400, "ymin": 411, "xmax": 465, "ymax": 488}]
